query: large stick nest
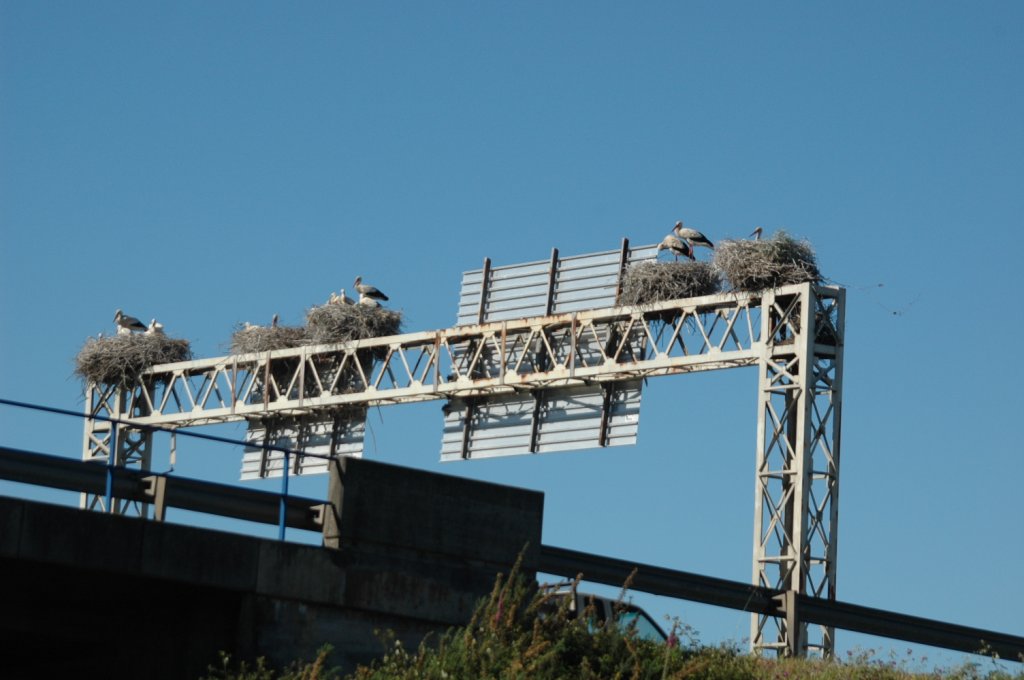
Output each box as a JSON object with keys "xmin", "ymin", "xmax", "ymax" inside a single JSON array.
[
  {"xmin": 230, "ymin": 324, "xmax": 308, "ymax": 354},
  {"xmin": 75, "ymin": 334, "xmax": 192, "ymax": 387},
  {"xmin": 714, "ymin": 231, "xmax": 821, "ymax": 292},
  {"xmin": 618, "ymin": 261, "xmax": 721, "ymax": 306},
  {"xmin": 305, "ymin": 303, "xmax": 403, "ymax": 347}
]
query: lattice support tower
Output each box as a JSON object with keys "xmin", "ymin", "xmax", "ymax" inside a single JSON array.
[
  {"xmin": 81, "ymin": 382, "xmax": 154, "ymax": 516},
  {"xmin": 80, "ymin": 281, "xmax": 844, "ymax": 656},
  {"xmin": 751, "ymin": 285, "xmax": 844, "ymax": 657}
]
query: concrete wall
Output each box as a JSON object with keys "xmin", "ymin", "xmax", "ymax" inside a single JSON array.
[{"xmin": 0, "ymin": 457, "xmax": 544, "ymax": 679}]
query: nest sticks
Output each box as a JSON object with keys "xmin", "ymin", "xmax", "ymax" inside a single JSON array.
[
  {"xmin": 713, "ymin": 230, "xmax": 820, "ymax": 292},
  {"xmin": 75, "ymin": 334, "xmax": 191, "ymax": 387},
  {"xmin": 619, "ymin": 261, "xmax": 721, "ymax": 306}
]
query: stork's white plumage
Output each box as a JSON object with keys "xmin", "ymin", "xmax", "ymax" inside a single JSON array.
[
  {"xmin": 114, "ymin": 309, "xmax": 147, "ymax": 334},
  {"xmin": 271, "ymin": 314, "xmax": 279, "ymax": 328},
  {"xmin": 358, "ymin": 294, "xmax": 380, "ymax": 308},
  {"xmin": 750, "ymin": 226, "xmax": 763, "ymax": 241},
  {"xmin": 146, "ymin": 318, "xmax": 165, "ymax": 335},
  {"xmin": 354, "ymin": 276, "xmax": 388, "ymax": 302},
  {"xmin": 337, "ymin": 288, "xmax": 354, "ymax": 305},
  {"xmin": 657, "ymin": 234, "xmax": 694, "ymax": 261},
  {"xmin": 673, "ymin": 221, "xmax": 714, "ymax": 250}
]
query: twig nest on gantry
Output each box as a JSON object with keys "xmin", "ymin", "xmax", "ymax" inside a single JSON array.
[
  {"xmin": 231, "ymin": 323, "xmax": 309, "ymax": 404},
  {"xmin": 75, "ymin": 334, "xmax": 191, "ymax": 387},
  {"xmin": 713, "ymin": 230, "xmax": 821, "ymax": 292},
  {"xmin": 618, "ymin": 261, "xmax": 721, "ymax": 307},
  {"xmin": 305, "ymin": 302, "xmax": 403, "ymax": 350},
  {"xmin": 230, "ymin": 323, "xmax": 308, "ymax": 354}
]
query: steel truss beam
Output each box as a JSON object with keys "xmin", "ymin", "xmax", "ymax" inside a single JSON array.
[
  {"xmin": 80, "ymin": 282, "xmax": 844, "ymax": 657},
  {"xmin": 84, "ymin": 287, "xmax": 771, "ymax": 428}
]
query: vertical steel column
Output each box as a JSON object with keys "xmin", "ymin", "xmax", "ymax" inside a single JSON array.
[
  {"xmin": 82, "ymin": 382, "xmax": 119, "ymax": 511},
  {"xmin": 751, "ymin": 284, "xmax": 844, "ymax": 658}
]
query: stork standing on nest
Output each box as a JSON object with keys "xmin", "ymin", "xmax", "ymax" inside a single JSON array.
[
  {"xmin": 114, "ymin": 309, "xmax": 147, "ymax": 335},
  {"xmin": 657, "ymin": 234, "xmax": 694, "ymax": 261},
  {"xmin": 673, "ymin": 221, "xmax": 714, "ymax": 251},
  {"xmin": 354, "ymin": 276, "xmax": 389, "ymax": 302},
  {"xmin": 750, "ymin": 226, "xmax": 763, "ymax": 240}
]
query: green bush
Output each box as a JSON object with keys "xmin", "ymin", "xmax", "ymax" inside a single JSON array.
[{"xmin": 347, "ymin": 555, "xmax": 715, "ymax": 680}]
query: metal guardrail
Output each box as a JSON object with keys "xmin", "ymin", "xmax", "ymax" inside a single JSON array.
[
  {"xmin": 539, "ymin": 544, "xmax": 776, "ymax": 612},
  {"xmin": 2, "ymin": 445, "xmax": 1022, "ymax": 661},
  {"xmin": 0, "ymin": 446, "xmax": 327, "ymax": 532},
  {"xmin": 539, "ymin": 545, "xmax": 1024, "ymax": 660},
  {"xmin": 0, "ymin": 396, "xmax": 333, "ymax": 539}
]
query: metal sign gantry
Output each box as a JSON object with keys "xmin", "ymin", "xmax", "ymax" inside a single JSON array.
[{"xmin": 81, "ymin": 281, "xmax": 845, "ymax": 658}]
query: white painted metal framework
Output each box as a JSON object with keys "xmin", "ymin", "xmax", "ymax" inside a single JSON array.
[
  {"xmin": 751, "ymin": 285, "xmax": 845, "ymax": 657},
  {"xmin": 81, "ymin": 382, "xmax": 154, "ymax": 516},
  {"xmin": 80, "ymin": 280, "xmax": 844, "ymax": 657}
]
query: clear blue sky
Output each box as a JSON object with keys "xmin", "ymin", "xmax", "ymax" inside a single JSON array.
[{"xmin": 2, "ymin": 0, "xmax": 1022, "ymax": 670}]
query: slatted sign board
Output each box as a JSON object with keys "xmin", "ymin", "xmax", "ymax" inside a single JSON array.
[
  {"xmin": 241, "ymin": 412, "xmax": 366, "ymax": 480},
  {"xmin": 456, "ymin": 240, "xmax": 659, "ymax": 324},
  {"xmin": 441, "ymin": 380, "xmax": 643, "ymax": 460},
  {"xmin": 443, "ymin": 240, "xmax": 658, "ymax": 461}
]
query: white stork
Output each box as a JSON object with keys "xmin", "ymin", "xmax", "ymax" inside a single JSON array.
[
  {"xmin": 114, "ymin": 309, "xmax": 147, "ymax": 335},
  {"xmin": 271, "ymin": 313, "xmax": 279, "ymax": 328},
  {"xmin": 354, "ymin": 276, "xmax": 389, "ymax": 302},
  {"xmin": 146, "ymin": 319, "xmax": 165, "ymax": 335},
  {"xmin": 750, "ymin": 226, "xmax": 763, "ymax": 240},
  {"xmin": 338, "ymin": 288, "xmax": 354, "ymax": 305},
  {"xmin": 657, "ymin": 234, "xmax": 694, "ymax": 261},
  {"xmin": 358, "ymin": 295, "xmax": 381, "ymax": 308},
  {"xmin": 672, "ymin": 221, "xmax": 714, "ymax": 250}
]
